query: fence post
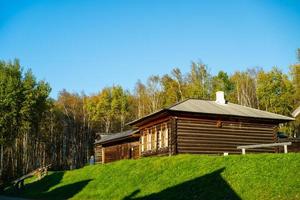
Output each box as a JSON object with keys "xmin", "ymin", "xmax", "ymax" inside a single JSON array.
[
  {"xmin": 284, "ymin": 145, "xmax": 288, "ymax": 153},
  {"xmin": 242, "ymin": 148, "xmax": 246, "ymax": 155}
]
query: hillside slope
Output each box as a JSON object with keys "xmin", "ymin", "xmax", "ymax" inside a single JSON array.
[{"xmin": 3, "ymin": 154, "xmax": 300, "ymax": 200}]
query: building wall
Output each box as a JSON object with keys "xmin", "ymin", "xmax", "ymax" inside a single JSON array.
[
  {"xmin": 95, "ymin": 139, "xmax": 140, "ymax": 164},
  {"xmin": 102, "ymin": 141, "xmax": 139, "ymax": 163},
  {"xmin": 176, "ymin": 117, "xmax": 277, "ymax": 154},
  {"xmin": 94, "ymin": 144, "xmax": 102, "ymax": 163}
]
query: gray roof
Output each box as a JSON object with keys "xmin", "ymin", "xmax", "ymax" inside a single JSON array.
[
  {"xmin": 129, "ymin": 99, "xmax": 294, "ymax": 125},
  {"xmin": 292, "ymin": 105, "xmax": 300, "ymax": 118},
  {"xmin": 95, "ymin": 130, "xmax": 139, "ymax": 144},
  {"xmin": 170, "ymin": 99, "xmax": 294, "ymax": 121}
]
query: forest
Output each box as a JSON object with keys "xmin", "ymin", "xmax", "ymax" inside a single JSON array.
[{"xmin": 0, "ymin": 49, "xmax": 299, "ymax": 185}]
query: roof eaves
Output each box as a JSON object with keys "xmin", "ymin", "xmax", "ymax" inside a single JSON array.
[
  {"xmin": 94, "ymin": 130, "xmax": 140, "ymax": 145},
  {"xmin": 165, "ymin": 98, "xmax": 191, "ymax": 109},
  {"xmin": 169, "ymin": 109, "xmax": 294, "ymax": 122},
  {"xmin": 126, "ymin": 109, "xmax": 169, "ymax": 126},
  {"xmin": 127, "ymin": 99, "xmax": 193, "ymax": 126}
]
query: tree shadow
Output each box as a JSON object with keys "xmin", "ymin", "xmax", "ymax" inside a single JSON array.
[
  {"xmin": 26, "ymin": 171, "xmax": 65, "ymax": 192},
  {"xmin": 41, "ymin": 179, "xmax": 92, "ymax": 200},
  {"xmin": 3, "ymin": 171, "xmax": 64, "ymax": 196},
  {"xmin": 123, "ymin": 168, "xmax": 241, "ymax": 200},
  {"xmin": 3, "ymin": 172, "xmax": 91, "ymax": 200}
]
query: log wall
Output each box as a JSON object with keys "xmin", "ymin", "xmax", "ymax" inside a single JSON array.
[
  {"xmin": 169, "ymin": 117, "xmax": 177, "ymax": 155},
  {"xmin": 94, "ymin": 144, "xmax": 102, "ymax": 163},
  {"xmin": 102, "ymin": 141, "xmax": 140, "ymax": 163},
  {"xmin": 176, "ymin": 117, "xmax": 277, "ymax": 154}
]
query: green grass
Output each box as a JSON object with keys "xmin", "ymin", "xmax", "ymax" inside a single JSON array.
[{"xmin": 2, "ymin": 153, "xmax": 300, "ymax": 200}]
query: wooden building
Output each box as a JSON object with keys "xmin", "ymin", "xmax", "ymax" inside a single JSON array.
[
  {"xmin": 95, "ymin": 91, "xmax": 294, "ymax": 163},
  {"xmin": 94, "ymin": 130, "xmax": 140, "ymax": 163},
  {"xmin": 128, "ymin": 91, "xmax": 294, "ymax": 156}
]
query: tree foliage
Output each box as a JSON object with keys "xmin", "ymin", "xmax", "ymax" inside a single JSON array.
[
  {"xmin": 0, "ymin": 60, "xmax": 51, "ymax": 181},
  {"xmin": 257, "ymin": 67, "xmax": 294, "ymax": 115}
]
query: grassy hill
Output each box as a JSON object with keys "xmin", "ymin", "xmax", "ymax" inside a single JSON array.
[{"xmin": 2, "ymin": 154, "xmax": 300, "ymax": 200}]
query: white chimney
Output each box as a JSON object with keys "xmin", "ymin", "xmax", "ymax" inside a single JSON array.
[{"xmin": 215, "ymin": 91, "xmax": 226, "ymax": 105}]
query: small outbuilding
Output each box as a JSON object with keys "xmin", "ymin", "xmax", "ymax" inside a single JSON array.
[{"xmin": 94, "ymin": 130, "xmax": 140, "ymax": 163}]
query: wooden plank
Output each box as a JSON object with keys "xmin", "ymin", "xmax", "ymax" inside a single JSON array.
[
  {"xmin": 177, "ymin": 123, "xmax": 274, "ymax": 132},
  {"xmin": 237, "ymin": 142, "xmax": 291, "ymax": 149},
  {"xmin": 177, "ymin": 126, "xmax": 274, "ymax": 134},
  {"xmin": 178, "ymin": 139, "xmax": 273, "ymax": 146},
  {"xmin": 178, "ymin": 127, "xmax": 275, "ymax": 133},
  {"xmin": 177, "ymin": 125, "xmax": 274, "ymax": 133},
  {"xmin": 178, "ymin": 136, "xmax": 273, "ymax": 143},
  {"xmin": 177, "ymin": 131, "xmax": 274, "ymax": 139},
  {"xmin": 177, "ymin": 118, "xmax": 277, "ymax": 128},
  {"xmin": 177, "ymin": 132, "xmax": 273, "ymax": 140}
]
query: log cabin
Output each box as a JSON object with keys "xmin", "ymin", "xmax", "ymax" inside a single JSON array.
[{"xmin": 95, "ymin": 91, "xmax": 294, "ymax": 163}]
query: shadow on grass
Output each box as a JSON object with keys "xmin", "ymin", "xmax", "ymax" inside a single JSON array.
[
  {"xmin": 4, "ymin": 172, "xmax": 92, "ymax": 200},
  {"xmin": 41, "ymin": 179, "xmax": 92, "ymax": 200},
  {"xmin": 3, "ymin": 172, "xmax": 64, "ymax": 196},
  {"xmin": 123, "ymin": 168, "xmax": 241, "ymax": 200}
]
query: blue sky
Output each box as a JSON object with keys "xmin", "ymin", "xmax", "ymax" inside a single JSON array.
[{"xmin": 1, "ymin": 0, "xmax": 299, "ymax": 98}]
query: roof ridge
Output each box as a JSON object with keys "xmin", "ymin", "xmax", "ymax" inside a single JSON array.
[
  {"xmin": 166, "ymin": 98, "xmax": 213, "ymax": 110},
  {"xmin": 165, "ymin": 98, "xmax": 190, "ymax": 109}
]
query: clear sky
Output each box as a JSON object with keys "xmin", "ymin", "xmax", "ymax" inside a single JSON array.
[{"xmin": 1, "ymin": 0, "xmax": 300, "ymax": 98}]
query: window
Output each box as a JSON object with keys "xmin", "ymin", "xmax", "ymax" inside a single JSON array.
[
  {"xmin": 141, "ymin": 135, "xmax": 144, "ymax": 152},
  {"xmin": 142, "ymin": 130, "xmax": 148, "ymax": 152},
  {"xmin": 147, "ymin": 130, "xmax": 151, "ymax": 150},
  {"xmin": 142, "ymin": 123, "xmax": 169, "ymax": 152},
  {"xmin": 158, "ymin": 130, "xmax": 162, "ymax": 148},
  {"xmin": 163, "ymin": 123, "xmax": 168, "ymax": 147},
  {"xmin": 151, "ymin": 127, "xmax": 157, "ymax": 150}
]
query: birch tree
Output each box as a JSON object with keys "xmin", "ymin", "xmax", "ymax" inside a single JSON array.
[{"xmin": 230, "ymin": 69, "xmax": 259, "ymax": 108}]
